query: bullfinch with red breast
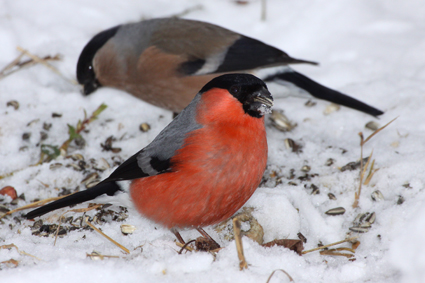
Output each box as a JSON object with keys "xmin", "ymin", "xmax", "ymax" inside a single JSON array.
[
  {"xmin": 76, "ymin": 17, "xmax": 383, "ymax": 116},
  {"xmin": 25, "ymin": 73, "xmax": 273, "ymax": 243}
]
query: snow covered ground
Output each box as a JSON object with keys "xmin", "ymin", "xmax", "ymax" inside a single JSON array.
[{"xmin": 1, "ymin": 0, "xmax": 425, "ymax": 282}]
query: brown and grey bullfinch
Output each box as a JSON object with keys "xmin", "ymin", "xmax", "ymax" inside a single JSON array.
[
  {"xmin": 25, "ymin": 73, "xmax": 273, "ymax": 244},
  {"xmin": 76, "ymin": 17, "xmax": 383, "ymax": 116}
]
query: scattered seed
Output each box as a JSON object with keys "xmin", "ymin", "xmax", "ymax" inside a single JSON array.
[
  {"xmin": 284, "ymin": 138, "xmax": 301, "ymax": 153},
  {"xmin": 305, "ymin": 100, "xmax": 316, "ymax": 107},
  {"xmin": 22, "ymin": 132, "xmax": 31, "ymax": 140},
  {"xmin": 402, "ymin": 182, "xmax": 412, "ymax": 189},
  {"xmin": 6, "ymin": 100, "xmax": 19, "ymax": 110},
  {"xmin": 101, "ymin": 136, "xmax": 121, "ymax": 153},
  {"xmin": 31, "ymin": 220, "xmax": 43, "ymax": 231},
  {"xmin": 92, "ymin": 158, "xmax": 110, "ymax": 171},
  {"xmin": 139, "ymin": 123, "xmax": 151, "ymax": 132},
  {"xmin": 349, "ymin": 226, "xmax": 369, "ymax": 233},
  {"xmin": 40, "ymin": 131, "xmax": 48, "ymax": 141},
  {"xmin": 288, "ymin": 181, "xmax": 298, "ymax": 186},
  {"xmin": 81, "ymin": 172, "xmax": 100, "ymax": 186},
  {"xmin": 325, "ymin": 207, "xmax": 346, "ymax": 216},
  {"xmin": 43, "ymin": 122, "xmax": 52, "ymax": 131},
  {"xmin": 301, "ymin": 165, "xmax": 311, "ymax": 173},
  {"xmin": 310, "ymin": 184, "xmax": 320, "ymax": 195},
  {"xmin": 269, "ymin": 110, "xmax": 297, "ymax": 132},
  {"xmin": 66, "ymin": 163, "xmax": 83, "ymax": 171},
  {"xmin": 68, "ymin": 154, "xmax": 84, "ymax": 161},
  {"xmin": 86, "ymin": 180, "xmax": 101, "ymax": 188},
  {"xmin": 121, "ymin": 224, "xmax": 137, "ymax": 235},
  {"xmin": 359, "ymin": 222, "xmax": 372, "ymax": 228},
  {"xmin": 397, "ymin": 195, "xmax": 405, "ymax": 205},
  {"xmin": 371, "ymin": 190, "xmax": 384, "ymax": 201},
  {"xmin": 365, "ymin": 212, "xmax": 376, "ymax": 224},
  {"xmin": 74, "ymin": 137, "xmax": 86, "ymax": 149},
  {"xmin": 26, "ymin": 119, "xmax": 40, "ymax": 127},
  {"xmin": 325, "ymin": 158, "xmax": 335, "ymax": 166},
  {"xmin": 340, "ymin": 157, "xmax": 369, "ymax": 172},
  {"xmin": 52, "ymin": 113, "xmax": 62, "ymax": 118},
  {"xmin": 328, "ymin": 193, "xmax": 337, "ymax": 200},
  {"xmin": 323, "ymin": 103, "xmax": 340, "ymax": 115},
  {"xmin": 49, "ymin": 163, "xmax": 62, "ymax": 170},
  {"xmin": 365, "ymin": 121, "xmax": 380, "ymax": 131}
]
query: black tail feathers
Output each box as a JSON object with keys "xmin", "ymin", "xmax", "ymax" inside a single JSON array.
[
  {"xmin": 264, "ymin": 70, "xmax": 384, "ymax": 117},
  {"xmin": 24, "ymin": 181, "xmax": 121, "ymax": 219}
]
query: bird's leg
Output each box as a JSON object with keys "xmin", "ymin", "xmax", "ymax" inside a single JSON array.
[
  {"xmin": 196, "ymin": 227, "xmax": 220, "ymax": 248},
  {"xmin": 171, "ymin": 228, "xmax": 186, "ymax": 245}
]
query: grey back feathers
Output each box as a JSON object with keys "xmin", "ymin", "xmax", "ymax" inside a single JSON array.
[{"xmin": 136, "ymin": 93, "xmax": 203, "ymax": 175}]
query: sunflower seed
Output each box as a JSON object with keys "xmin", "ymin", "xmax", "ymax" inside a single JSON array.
[
  {"xmin": 269, "ymin": 110, "xmax": 297, "ymax": 132},
  {"xmin": 311, "ymin": 184, "xmax": 320, "ymax": 195},
  {"xmin": 397, "ymin": 195, "xmax": 405, "ymax": 205},
  {"xmin": 323, "ymin": 103, "xmax": 340, "ymax": 115},
  {"xmin": 359, "ymin": 222, "xmax": 372, "ymax": 228},
  {"xmin": 371, "ymin": 190, "xmax": 384, "ymax": 201},
  {"xmin": 22, "ymin": 132, "xmax": 31, "ymax": 140},
  {"xmin": 81, "ymin": 172, "xmax": 100, "ymax": 186},
  {"xmin": 325, "ymin": 207, "xmax": 346, "ymax": 216},
  {"xmin": 301, "ymin": 165, "xmax": 311, "ymax": 173},
  {"xmin": 305, "ymin": 100, "xmax": 316, "ymax": 107},
  {"xmin": 325, "ymin": 158, "xmax": 335, "ymax": 166},
  {"xmin": 349, "ymin": 226, "xmax": 369, "ymax": 233},
  {"xmin": 49, "ymin": 163, "xmax": 62, "ymax": 170},
  {"xmin": 121, "ymin": 224, "xmax": 137, "ymax": 235},
  {"xmin": 328, "ymin": 193, "xmax": 337, "ymax": 200},
  {"xmin": 365, "ymin": 121, "xmax": 380, "ymax": 131},
  {"xmin": 365, "ymin": 212, "xmax": 376, "ymax": 224},
  {"xmin": 7, "ymin": 100, "xmax": 19, "ymax": 110},
  {"xmin": 139, "ymin": 123, "xmax": 151, "ymax": 132},
  {"xmin": 94, "ymin": 158, "xmax": 110, "ymax": 171},
  {"xmin": 68, "ymin": 154, "xmax": 84, "ymax": 161}
]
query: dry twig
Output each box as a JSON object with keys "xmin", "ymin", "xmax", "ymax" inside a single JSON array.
[
  {"xmin": 266, "ymin": 269, "xmax": 294, "ymax": 283},
  {"xmin": 0, "ymin": 196, "xmax": 67, "ymax": 220},
  {"xmin": 1, "ymin": 243, "xmax": 42, "ymax": 261},
  {"xmin": 302, "ymin": 236, "xmax": 358, "ymax": 254},
  {"xmin": 16, "ymin": 46, "xmax": 77, "ymax": 85},
  {"xmin": 84, "ymin": 217, "xmax": 130, "ymax": 254}
]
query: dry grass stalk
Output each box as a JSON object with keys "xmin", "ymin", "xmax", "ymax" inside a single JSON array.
[
  {"xmin": 266, "ymin": 269, "xmax": 294, "ymax": 283},
  {"xmin": 86, "ymin": 251, "xmax": 120, "ymax": 260},
  {"xmin": 352, "ymin": 117, "xmax": 397, "ymax": 208},
  {"xmin": 1, "ymin": 243, "xmax": 42, "ymax": 261},
  {"xmin": 233, "ymin": 217, "xmax": 248, "ymax": 270},
  {"xmin": 84, "ymin": 217, "xmax": 130, "ymax": 254},
  {"xmin": 16, "ymin": 46, "xmax": 77, "ymax": 85},
  {"xmin": 0, "ymin": 51, "xmax": 61, "ymax": 80},
  {"xmin": 320, "ymin": 249, "xmax": 354, "ymax": 258},
  {"xmin": 0, "ymin": 52, "xmax": 25, "ymax": 77},
  {"xmin": 364, "ymin": 159, "xmax": 379, "ymax": 186},
  {"xmin": 0, "ymin": 196, "xmax": 67, "ymax": 220},
  {"xmin": 302, "ymin": 236, "xmax": 358, "ymax": 254}
]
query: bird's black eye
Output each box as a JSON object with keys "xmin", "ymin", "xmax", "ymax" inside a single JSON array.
[{"xmin": 229, "ymin": 85, "xmax": 241, "ymax": 95}]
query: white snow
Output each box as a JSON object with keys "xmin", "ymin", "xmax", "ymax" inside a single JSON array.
[{"xmin": 1, "ymin": 0, "xmax": 424, "ymax": 282}]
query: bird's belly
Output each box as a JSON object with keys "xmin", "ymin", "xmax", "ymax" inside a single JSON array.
[{"xmin": 129, "ymin": 155, "xmax": 265, "ymax": 229}]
